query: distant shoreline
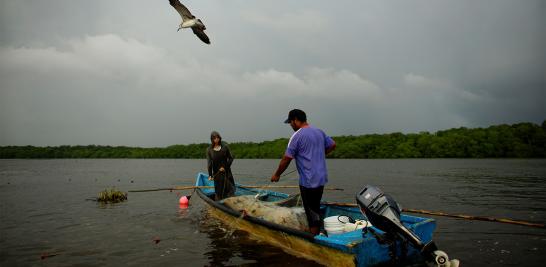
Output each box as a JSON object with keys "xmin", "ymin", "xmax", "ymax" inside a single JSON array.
[{"xmin": 1, "ymin": 121, "xmax": 545, "ymax": 159}]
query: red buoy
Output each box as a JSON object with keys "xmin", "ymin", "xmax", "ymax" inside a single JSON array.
[{"xmin": 179, "ymin": 196, "xmax": 189, "ymax": 205}]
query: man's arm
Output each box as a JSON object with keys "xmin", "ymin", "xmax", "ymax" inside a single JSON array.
[
  {"xmin": 326, "ymin": 141, "xmax": 336, "ymax": 155},
  {"xmin": 271, "ymin": 155, "xmax": 292, "ymax": 182}
]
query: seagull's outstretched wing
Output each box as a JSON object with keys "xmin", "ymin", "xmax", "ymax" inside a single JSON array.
[
  {"xmin": 169, "ymin": 0, "xmax": 194, "ymax": 20},
  {"xmin": 192, "ymin": 27, "xmax": 210, "ymax": 44}
]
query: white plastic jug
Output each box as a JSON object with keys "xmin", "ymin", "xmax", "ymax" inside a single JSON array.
[{"xmin": 343, "ymin": 220, "xmax": 370, "ymax": 232}]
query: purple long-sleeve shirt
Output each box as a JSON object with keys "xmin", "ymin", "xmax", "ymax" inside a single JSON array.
[{"xmin": 285, "ymin": 125, "xmax": 335, "ymax": 188}]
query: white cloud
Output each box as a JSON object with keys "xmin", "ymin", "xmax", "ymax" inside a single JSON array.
[
  {"xmin": 1, "ymin": 34, "xmax": 387, "ymax": 145},
  {"xmin": 304, "ymin": 68, "xmax": 382, "ymax": 101},
  {"xmin": 403, "ymin": 73, "xmax": 482, "ymax": 102}
]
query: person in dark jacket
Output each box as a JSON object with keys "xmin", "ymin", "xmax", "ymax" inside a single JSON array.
[{"xmin": 207, "ymin": 131, "xmax": 235, "ymax": 200}]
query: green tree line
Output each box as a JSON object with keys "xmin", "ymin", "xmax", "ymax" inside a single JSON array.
[{"xmin": 1, "ymin": 121, "xmax": 545, "ymax": 159}]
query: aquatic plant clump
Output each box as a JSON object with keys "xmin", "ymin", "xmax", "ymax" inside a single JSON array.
[{"xmin": 97, "ymin": 188, "xmax": 127, "ymax": 203}]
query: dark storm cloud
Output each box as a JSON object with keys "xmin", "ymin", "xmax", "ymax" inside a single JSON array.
[{"xmin": 0, "ymin": 0, "xmax": 544, "ymax": 146}]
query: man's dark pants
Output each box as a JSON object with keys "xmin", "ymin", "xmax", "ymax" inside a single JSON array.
[{"xmin": 299, "ymin": 185, "xmax": 324, "ymax": 234}]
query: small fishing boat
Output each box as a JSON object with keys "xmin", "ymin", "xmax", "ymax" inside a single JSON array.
[{"xmin": 195, "ymin": 172, "xmax": 437, "ymax": 267}]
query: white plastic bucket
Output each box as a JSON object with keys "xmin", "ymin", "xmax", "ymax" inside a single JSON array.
[
  {"xmin": 323, "ymin": 216, "xmax": 344, "ymax": 235},
  {"xmin": 324, "ymin": 216, "xmax": 372, "ymax": 235},
  {"xmin": 324, "ymin": 215, "xmax": 350, "ymax": 224},
  {"xmin": 324, "ymin": 216, "xmax": 355, "ymax": 235}
]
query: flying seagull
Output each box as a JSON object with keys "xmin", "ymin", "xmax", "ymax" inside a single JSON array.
[{"xmin": 168, "ymin": 0, "xmax": 210, "ymax": 44}]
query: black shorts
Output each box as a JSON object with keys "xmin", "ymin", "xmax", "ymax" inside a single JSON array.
[{"xmin": 299, "ymin": 185, "xmax": 324, "ymax": 228}]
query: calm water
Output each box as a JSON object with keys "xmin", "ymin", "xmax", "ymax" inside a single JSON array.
[{"xmin": 0, "ymin": 159, "xmax": 545, "ymax": 266}]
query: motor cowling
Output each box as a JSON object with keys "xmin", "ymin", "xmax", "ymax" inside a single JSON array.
[
  {"xmin": 356, "ymin": 185, "xmax": 460, "ymax": 267},
  {"xmin": 356, "ymin": 185, "xmax": 425, "ymax": 248}
]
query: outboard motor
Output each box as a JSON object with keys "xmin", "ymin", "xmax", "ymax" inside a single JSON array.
[{"xmin": 356, "ymin": 185, "xmax": 459, "ymax": 267}]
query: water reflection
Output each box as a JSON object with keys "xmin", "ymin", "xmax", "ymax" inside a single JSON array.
[
  {"xmin": 197, "ymin": 207, "xmax": 319, "ymax": 267},
  {"xmin": 178, "ymin": 204, "xmax": 190, "ymax": 217}
]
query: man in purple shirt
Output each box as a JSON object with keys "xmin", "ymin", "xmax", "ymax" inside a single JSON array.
[{"xmin": 271, "ymin": 109, "xmax": 336, "ymax": 235}]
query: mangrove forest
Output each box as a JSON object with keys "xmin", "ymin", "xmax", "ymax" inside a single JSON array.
[{"xmin": 1, "ymin": 121, "xmax": 545, "ymax": 159}]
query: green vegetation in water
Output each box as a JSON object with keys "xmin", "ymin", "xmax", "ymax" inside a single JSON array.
[
  {"xmin": 1, "ymin": 121, "xmax": 545, "ymax": 158},
  {"xmin": 97, "ymin": 188, "xmax": 128, "ymax": 203}
]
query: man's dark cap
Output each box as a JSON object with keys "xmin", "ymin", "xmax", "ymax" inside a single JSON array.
[{"xmin": 284, "ymin": 109, "xmax": 307, "ymax": 123}]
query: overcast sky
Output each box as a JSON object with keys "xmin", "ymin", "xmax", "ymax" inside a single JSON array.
[{"xmin": 1, "ymin": 0, "xmax": 544, "ymax": 147}]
